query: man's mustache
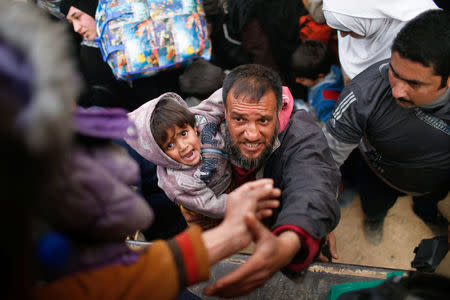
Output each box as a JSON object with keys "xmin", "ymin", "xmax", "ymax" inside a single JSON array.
[{"xmin": 396, "ymin": 97, "xmax": 414, "ymax": 105}]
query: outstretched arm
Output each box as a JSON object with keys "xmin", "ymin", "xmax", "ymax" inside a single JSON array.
[
  {"xmin": 204, "ymin": 214, "xmax": 300, "ymax": 297},
  {"xmin": 35, "ymin": 179, "xmax": 281, "ymax": 300}
]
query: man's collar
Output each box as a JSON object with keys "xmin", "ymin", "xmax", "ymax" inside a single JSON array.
[{"xmin": 419, "ymin": 88, "xmax": 450, "ymax": 110}]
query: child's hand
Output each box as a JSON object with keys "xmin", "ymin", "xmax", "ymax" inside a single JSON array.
[{"xmin": 255, "ymin": 199, "xmax": 279, "ymax": 220}]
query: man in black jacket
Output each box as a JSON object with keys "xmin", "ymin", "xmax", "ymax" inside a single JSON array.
[
  {"xmin": 201, "ymin": 64, "xmax": 341, "ymax": 297},
  {"xmin": 323, "ymin": 10, "xmax": 450, "ymax": 245}
]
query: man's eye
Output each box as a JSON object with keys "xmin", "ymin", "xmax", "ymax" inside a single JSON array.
[
  {"xmin": 181, "ymin": 130, "xmax": 188, "ymax": 136},
  {"xmin": 260, "ymin": 118, "xmax": 268, "ymax": 124},
  {"xmin": 234, "ymin": 117, "xmax": 243, "ymax": 122}
]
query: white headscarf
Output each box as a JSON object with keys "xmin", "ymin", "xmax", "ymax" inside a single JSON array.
[{"xmin": 323, "ymin": 0, "xmax": 438, "ymax": 79}]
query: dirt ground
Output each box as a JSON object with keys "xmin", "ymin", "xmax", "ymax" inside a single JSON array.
[{"xmin": 334, "ymin": 192, "xmax": 450, "ymax": 275}]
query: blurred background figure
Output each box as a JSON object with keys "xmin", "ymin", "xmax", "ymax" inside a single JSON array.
[
  {"xmin": 178, "ymin": 59, "xmax": 225, "ymax": 106},
  {"xmin": 323, "ymin": 0, "xmax": 438, "ymax": 82}
]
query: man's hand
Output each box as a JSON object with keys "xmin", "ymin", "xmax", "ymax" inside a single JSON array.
[
  {"xmin": 317, "ymin": 232, "xmax": 339, "ymax": 262},
  {"xmin": 222, "ymin": 179, "xmax": 281, "ymax": 243},
  {"xmin": 203, "ymin": 214, "xmax": 300, "ymax": 298},
  {"xmin": 202, "ymin": 179, "xmax": 280, "ymax": 266}
]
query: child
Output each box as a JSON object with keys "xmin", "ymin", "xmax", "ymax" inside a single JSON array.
[
  {"xmin": 126, "ymin": 91, "xmax": 231, "ymax": 219},
  {"xmin": 291, "ymin": 39, "xmax": 344, "ymax": 124}
]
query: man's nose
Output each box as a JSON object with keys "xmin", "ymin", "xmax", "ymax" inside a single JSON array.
[
  {"xmin": 391, "ymin": 80, "xmax": 408, "ymax": 100},
  {"xmin": 244, "ymin": 122, "xmax": 259, "ymax": 140}
]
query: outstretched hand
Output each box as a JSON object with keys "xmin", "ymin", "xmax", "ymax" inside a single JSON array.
[
  {"xmin": 222, "ymin": 179, "xmax": 280, "ymax": 238},
  {"xmin": 203, "ymin": 214, "xmax": 300, "ymax": 298},
  {"xmin": 202, "ymin": 179, "xmax": 281, "ymax": 266}
]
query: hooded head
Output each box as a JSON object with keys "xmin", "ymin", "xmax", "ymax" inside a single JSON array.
[
  {"xmin": 126, "ymin": 92, "xmax": 198, "ymax": 170},
  {"xmin": 60, "ymin": 0, "xmax": 98, "ymax": 41}
]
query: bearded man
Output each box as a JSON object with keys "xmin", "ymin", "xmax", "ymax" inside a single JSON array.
[{"xmin": 198, "ymin": 64, "xmax": 341, "ymax": 297}]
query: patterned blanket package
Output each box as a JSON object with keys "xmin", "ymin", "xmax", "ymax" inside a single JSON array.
[{"xmin": 96, "ymin": 0, "xmax": 211, "ymax": 80}]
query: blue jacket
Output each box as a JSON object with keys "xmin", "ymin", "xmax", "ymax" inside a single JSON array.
[{"xmin": 308, "ymin": 65, "xmax": 344, "ymax": 123}]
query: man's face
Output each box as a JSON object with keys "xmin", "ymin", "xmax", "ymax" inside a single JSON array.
[
  {"xmin": 225, "ymin": 89, "xmax": 278, "ymax": 167},
  {"xmin": 388, "ymin": 51, "xmax": 450, "ymax": 108},
  {"xmin": 66, "ymin": 6, "xmax": 97, "ymax": 41}
]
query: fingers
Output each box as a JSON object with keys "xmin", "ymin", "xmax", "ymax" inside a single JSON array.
[
  {"xmin": 256, "ymin": 200, "xmax": 280, "ymax": 210},
  {"xmin": 255, "ymin": 200, "xmax": 279, "ymax": 220},
  {"xmin": 316, "ymin": 253, "xmax": 330, "ymax": 262},
  {"xmin": 203, "ymin": 252, "xmax": 266, "ymax": 297},
  {"xmin": 245, "ymin": 213, "xmax": 268, "ymax": 240},
  {"xmin": 327, "ymin": 232, "xmax": 339, "ymax": 259},
  {"xmin": 230, "ymin": 179, "xmax": 280, "ymax": 199},
  {"xmin": 255, "ymin": 209, "xmax": 273, "ymax": 220},
  {"xmin": 204, "ymin": 276, "xmax": 266, "ymax": 298}
]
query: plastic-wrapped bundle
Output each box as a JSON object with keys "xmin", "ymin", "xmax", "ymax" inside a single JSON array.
[{"xmin": 96, "ymin": 0, "xmax": 211, "ymax": 80}]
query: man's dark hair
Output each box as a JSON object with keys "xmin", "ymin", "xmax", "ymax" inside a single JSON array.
[
  {"xmin": 150, "ymin": 96, "xmax": 196, "ymax": 148},
  {"xmin": 392, "ymin": 9, "xmax": 450, "ymax": 88},
  {"xmin": 222, "ymin": 64, "xmax": 283, "ymax": 112},
  {"xmin": 291, "ymin": 40, "xmax": 331, "ymax": 80},
  {"xmin": 179, "ymin": 59, "xmax": 225, "ymax": 99}
]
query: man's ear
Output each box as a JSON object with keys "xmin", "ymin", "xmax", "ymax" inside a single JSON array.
[
  {"xmin": 317, "ymin": 73, "xmax": 325, "ymax": 81},
  {"xmin": 446, "ymin": 76, "xmax": 450, "ymax": 89}
]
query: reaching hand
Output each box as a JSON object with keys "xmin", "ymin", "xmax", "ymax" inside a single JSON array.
[
  {"xmin": 202, "ymin": 179, "xmax": 281, "ymax": 266},
  {"xmin": 203, "ymin": 213, "xmax": 300, "ymax": 298},
  {"xmin": 222, "ymin": 179, "xmax": 281, "ymax": 248}
]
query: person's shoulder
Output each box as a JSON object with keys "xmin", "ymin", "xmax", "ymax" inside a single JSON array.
[
  {"xmin": 352, "ymin": 60, "xmax": 390, "ymax": 90},
  {"xmin": 342, "ymin": 59, "xmax": 391, "ymax": 104},
  {"xmin": 279, "ymin": 110, "xmax": 322, "ymax": 140}
]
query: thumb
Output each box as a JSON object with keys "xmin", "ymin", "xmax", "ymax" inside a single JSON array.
[{"xmin": 244, "ymin": 213, "xmax": 265, "ymax": 240}]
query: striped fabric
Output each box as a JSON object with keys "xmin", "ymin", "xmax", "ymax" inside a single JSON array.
[{"xmin": 332, "ymin": 91, "xmax": 356, "ymax": 121}]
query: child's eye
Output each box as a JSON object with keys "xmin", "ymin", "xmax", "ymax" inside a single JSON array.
[
  {"xmin": 181, "ymin": 130, "xmax": 188, "ymax": 136},
  {"xmin": 166, "ymin": 143, "xmax": 173, "ymax": 150}
]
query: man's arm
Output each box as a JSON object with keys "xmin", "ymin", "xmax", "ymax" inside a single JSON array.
[
  {"xmin": 204, "ymin": 111, "xmax": 342, "ymax": 298},
  {"xmin": 322, "ymin": 126, "xmax": 358, "ymax": 167},
  {"xmin": 190, "ymin": 88, "xmax": 225, "ymax": 124},
  {"xmin": 324, "ymin": 84, "xmax": 369, "ymax": 165}
]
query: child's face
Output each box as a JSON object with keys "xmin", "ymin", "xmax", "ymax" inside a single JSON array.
[{"xmin": 162, "ymin": 124, "xmax": 201, "ymax": 166}]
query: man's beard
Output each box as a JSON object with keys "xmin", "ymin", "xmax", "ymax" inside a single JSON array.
[{"xmin": 222, "ymin": 121, "xmax": 278, "ymax": 171}]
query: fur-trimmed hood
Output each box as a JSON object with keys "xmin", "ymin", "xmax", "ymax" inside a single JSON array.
[{"xmin": 126, "ymin": 92, "xmax": 192, "ymax": 170}]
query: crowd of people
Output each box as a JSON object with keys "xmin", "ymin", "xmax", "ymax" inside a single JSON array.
[{"xmin": 1, "ymin": 0, "xmax": 449, "ymax": 299}]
